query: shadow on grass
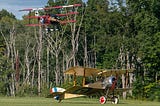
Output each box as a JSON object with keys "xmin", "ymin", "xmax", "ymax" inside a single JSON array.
[
  {"xmin": 118, "ymin": 102, "xmax": 128, "ymax": 104},
  {"xmin": 60, "ymin": 100, "xmax": 128, "ymax": 105},
  {"xmin": 60, "ymin": 100, "xmax": 97, "ymax": 104}
]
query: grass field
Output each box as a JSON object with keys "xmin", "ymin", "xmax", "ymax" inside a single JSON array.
[{"xmin": 0, "ymin": 97, "xmax": 159, "ymax": 106}]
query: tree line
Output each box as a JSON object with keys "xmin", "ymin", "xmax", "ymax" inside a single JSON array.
[{"xmin": 0, "ymin": 0, "xmax": 160, "ymax": 101}]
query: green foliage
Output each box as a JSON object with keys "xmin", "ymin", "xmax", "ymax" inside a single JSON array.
[
  {"xmin": 0, "ymin": 55, "xmax": 13, "ymax": 96},
  {"xmin": 151, "ymin": 0, "xmax": 160, "ymax": 19},
  {"xmin": 132, "ymin": 77, "xmax": 145, "ymax": 99},
  {"xmin": 17, "ymin": 84, "xmax": 36, "ymax": 97},
  {"xmin": 0, "ymin": 9, "xmax": 16, "ymax": 33},
  {"xmin": 140, "ymin": 32, "xmax": 160, "ymax": 82},
  {"xmin": 16, "ymin": 84, "xmax": 50, "ymax": 97},
  {"xmin": 144, "ymin": 82, "xmax": 160, "ymax": 101},
  {"xmin": 0, "ymin": 9, "xmax": 16, "ymax": 20},
  {"xmin": 127, "ymin": 0, "xmax": 160, "ymax": 101}
]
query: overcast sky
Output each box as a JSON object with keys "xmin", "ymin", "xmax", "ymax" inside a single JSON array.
[{"xmin": 0, "ymin": 0, "xmax": 87, "ymax": 20}]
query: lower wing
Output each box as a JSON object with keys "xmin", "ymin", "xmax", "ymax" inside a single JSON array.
[{"xmin": 25, "ymin": 20, "xmax": 76, "ymax": 26}]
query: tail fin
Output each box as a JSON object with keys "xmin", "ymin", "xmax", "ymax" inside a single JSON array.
[
  {"xmin": 50, "ymin": 87, "xmax": 66, "ymax": 93},
  {"xmin": 50, "ymin": 87, "xmax": 66, "ymax": 102}
]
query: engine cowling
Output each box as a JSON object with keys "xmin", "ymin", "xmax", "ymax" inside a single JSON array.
[{"xmin": 102, "ymin": 76, "xmax": 116, "ymax": 88}]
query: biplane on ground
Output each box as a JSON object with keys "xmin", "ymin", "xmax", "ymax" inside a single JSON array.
[
  {"xmin": 19, "ymin": 4, "xmax": 81, "ymax": 32},
  {"xmin": 50, "ymin": 66, "xmax": 134, "ymax": 104}
]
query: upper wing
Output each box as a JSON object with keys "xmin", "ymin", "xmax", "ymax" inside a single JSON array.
[
  {"xmin": 65, "ymin": 66, "xmax": 134, "ymax": 77},
  {"xmin": 19, "ymin": 8, "xmax": 44, "ymax": 11},
  {"xmin": 64, "ymin": 66, "xmax": 100, "ymax": 77},
  {"xmin": 44, "ymin": 4, "xmax": 81, "ymax": 10},
  {"xmin": 19, "ymin": 4, "xmax": 81, "ymax": 11},
  {"xmin": 97, "ymin": 69, "xmax": 134, "ymax": 77}
]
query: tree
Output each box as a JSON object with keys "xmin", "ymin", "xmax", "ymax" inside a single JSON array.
[
  {"xmin": 127, "ymin": 0, "xmax": 160, "ymax": 99},
  {"xmin": 0, "ymin": 9, "xmax": 16, "ymax": 20}
]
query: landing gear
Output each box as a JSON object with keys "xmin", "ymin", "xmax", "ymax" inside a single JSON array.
[
  {"xmin": 99, "ymin": 96, "xmax": 119, "ymax": 104},
  {"xmin": 45, "ymin": 28, "xmax": 53, "ymax": 33},
  {"xmin": 111, "ymin": 96, "xmax": 119, "ymax": 104}
]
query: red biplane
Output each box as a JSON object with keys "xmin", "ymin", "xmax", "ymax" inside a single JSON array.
[
  {"xmin": 19, "ymin": 4, "xmax": 81, "ymax": 31},
  {"xmin": 49, "ymin": 66, "xmax": 134, "ymax": 104}
]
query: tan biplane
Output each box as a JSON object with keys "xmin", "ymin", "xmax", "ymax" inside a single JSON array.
[{"xmin": 50, "ymin": 66, "xmax": 134, "ymax": 104}]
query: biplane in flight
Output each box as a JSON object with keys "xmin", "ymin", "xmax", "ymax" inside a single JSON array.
[
  {"xmin": 19, "ymin": 4, "xmax": 81, "ymax": 32},
  {"xmin": 50, "ymin": 66, "xmax": 134, "ymax": 104}
]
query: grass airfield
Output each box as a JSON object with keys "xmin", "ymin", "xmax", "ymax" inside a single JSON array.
[{"xmin": 0, "ymin": 97, "xmax": 159, "ymax": 106}]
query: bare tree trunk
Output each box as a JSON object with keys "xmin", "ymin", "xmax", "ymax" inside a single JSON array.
[
  {"xmin": 129, "ymin": 54, "xmax": 135, "ymax": 95},
  {"xmin": 126, "ymin": 51, "xmax": 130, "ymax": 85},
  {"xmin": 10, "ymin": 25, "xmax": 18, "ymax": 96},
  {"xmin": 31, "ymin": 59, "xmax": 36, "ymax": 90},
  {"xmin": 122, "ymin": 74, "xmax": 126, "ymax": 99},
  {"xmin": 118, "ymin": 47, "xmax": 135, "ymax": 99},
  {"xmin": 94, "ymin": 35, "xmax": 96, "ymax": 68},
  {"xmin": 62, "ymin": 49, "xmax": 67, "ymax": 84},
  {"xmin": 37, "ymin": 26, "xmax": 43, "ymax": 96},
  {"xmin": 87, "ymin": 35, "xmax": 96, "ymax": 68},
  {"xmin": 65, "ymin": 6, "xmax": 85, "ymax": 68},
  {"xmin": 84, "ymin": 30, "xmax": 88, "ymax": 67},
  {"xmin": 25, "ymin": 41, "xmax": 30, "ymax": 85},
  {"xmin": 48, "ymin": 32, "xmax": 62, "ymax": 86},
  {"xmin": 46, "ymin": 43, "xmax": 50, "ymax": 88},
  {"xmin": 119, "ymin": 46, "xmax": 127, "ymax": 99},
  {"xmin": 55, "ymin": 53, "xmax": 59, "ymax": 86},
  {"xmin": 15, "ymin": 50, "xmax": 20, "ymax": 94}
]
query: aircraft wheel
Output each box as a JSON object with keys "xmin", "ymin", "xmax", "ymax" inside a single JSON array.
[
  {"xmin": 111, "ymin": 96, "xmax": 119, "ymax": 104},
  {"xmin": 99, "ymin": 96, "xmax": 106, "ymax": 104}
]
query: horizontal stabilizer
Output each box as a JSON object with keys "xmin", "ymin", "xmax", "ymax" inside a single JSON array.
[{"xmin": 64, "ymin": 93, "xmax": 85, "ymax": 99}]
